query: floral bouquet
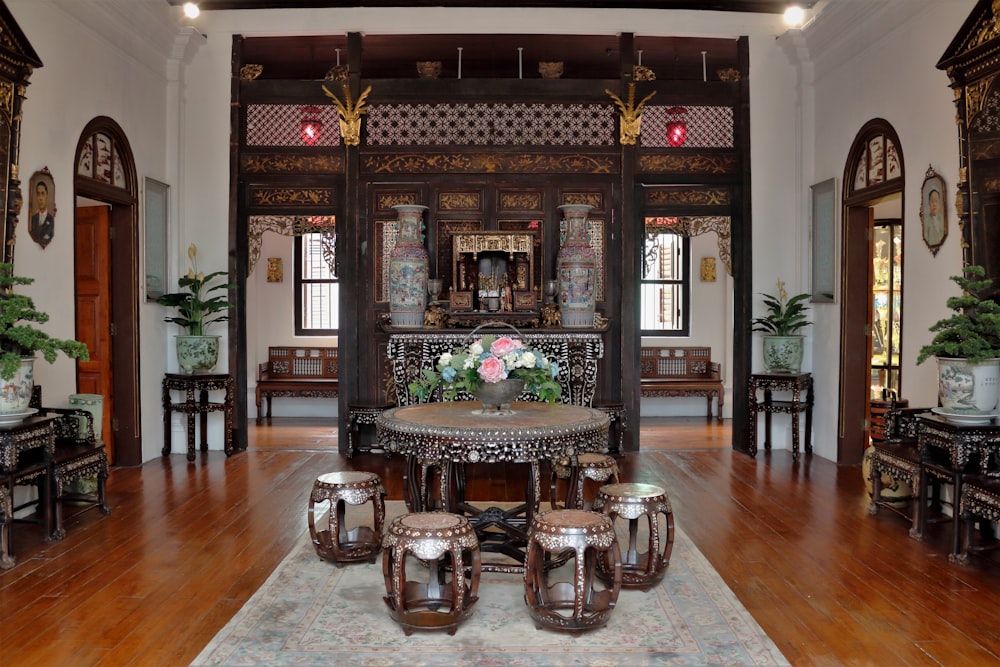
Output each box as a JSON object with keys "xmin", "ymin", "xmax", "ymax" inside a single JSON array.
[{"xmin": 408, "ymin": 333, "xmax": 561, "ymax": 403}]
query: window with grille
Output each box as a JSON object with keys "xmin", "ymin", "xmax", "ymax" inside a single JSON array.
[
  {"xmin": 641, "ymin": 218, "xmax": 690, "ymax": 336},
  {"xmin": 295, "ymin": 231, "xmax": 339, "ymax": 335}
]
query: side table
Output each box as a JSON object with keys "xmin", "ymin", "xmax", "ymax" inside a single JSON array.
[
  {"xmin": 162, "ymin": 373, "xmax": 234, "ymax": 461},
  {"xmin": 747, "ymin": 372, "xmax": 813, "ymax": 461}
]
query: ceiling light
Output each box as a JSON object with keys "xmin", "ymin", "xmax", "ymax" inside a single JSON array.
[
  {"xmin": 183, "ymin": 2, "xmax": 200, "ymax": 19},
  {"xmin": 783, "ymin": 5, "xmax": 805, "ymax": 28}
]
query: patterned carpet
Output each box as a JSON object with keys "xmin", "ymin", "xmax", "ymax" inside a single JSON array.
[{"xmin": 193, "ymin": 502, "xmax": 789, "ymax": 666}]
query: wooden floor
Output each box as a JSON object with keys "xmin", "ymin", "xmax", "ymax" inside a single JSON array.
[{"xmin": 3, "ymin": 417, "xmax": 1000, "ymax": 665}]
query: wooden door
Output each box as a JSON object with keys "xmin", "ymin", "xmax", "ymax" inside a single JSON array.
[{"xmin": 74, "ymin": 205, "xmax": 114, "ymax": 462}]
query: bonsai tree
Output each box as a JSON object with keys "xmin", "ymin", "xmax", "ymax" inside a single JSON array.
[
  {"xmin": 0, "ymin": 263, "xmax": 90, "ymax": 380},
  {"xmin": 156, "ymin": 244, "xmax": 234, "ymax": 335},
  {"xmin": 917, "ymin": 265, "xmax": 1000, "ymax": 365},
  {"xmin": 751, "ymin": 279, "xmax": 812, "ymax": 336}
]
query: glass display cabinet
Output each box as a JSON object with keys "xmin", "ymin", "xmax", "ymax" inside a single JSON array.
[{"xmin": 870, "ymin": 219, "xmax": 902, "ymax": 399}]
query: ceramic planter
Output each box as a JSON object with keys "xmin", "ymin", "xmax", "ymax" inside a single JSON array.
[
  {"xmin": 0, "ymin": 356, "xmax": 34, "ymax": 417},
  {"xmin": 761, "ymin": 335, "xmax": 804, "ymax": 374},
  {"xmin": 935, "ymin": 357, "xmax": 1000, "ymax": 421},
  {"xmin": 176, "ymin": 335, "xmax": 221, "ymax": 374}
]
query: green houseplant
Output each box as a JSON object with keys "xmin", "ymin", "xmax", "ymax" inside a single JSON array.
[
  {"xmin": 751, "ymin": 279, "xmax": 811, "ymax": 373},
  {"xmin": 157, "ymin": 244, "xmax": 234, "ymax": 373},
  {"xmin": 0, "ymin": 262, "xmax": 90, "ymax": 413},
  {"xmin": 916, "ymin": 265, "xmax": 1000, "ymax": 419}
]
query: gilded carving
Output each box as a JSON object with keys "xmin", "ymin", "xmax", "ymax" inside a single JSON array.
[
  {"xmin": 251, "ymin": 187, "xmax": 333, "ymax": 206},
  {"xmin": 648, "ymin": 215, "xmax": 732, "ymax": 275},
  {"xmin": 247, "ymin": 215, "xmax": 336, "ymax": 275},
  {"xmin": 972, "ymin": 137, "xmax": 1000, "ymax": 160},
  {"xmin": 606, "ymin": 83, "xmax": 656, "ymax": 146},
  {"xmin": 638, "ymin": 153, "xmax": 737, "ymax": 175},
  {"xmin": 716, "ymin": 68, "xmax": 741, "ymax": 82},
  {"xmin": 984, "ymin": 176, "xmax": 1000, "ymax": 193},
  {"xmin": 239, "ymin": 64, "xmax": 263, "ymax": 80},
  {"xmin": 561, "ymin": 193, "xmax": 603, "ymax": 209},
  {"xmin": 647, "ymin": 187, "xmax": 730, "ymax": 206},
  {"xmin": 322, "ymin": 83, "xmax": 372, "ymax": 147},
  {"xmin": 438, "ymin": 192, "xmax": 480, "ymax": 210},
  {"xmin": 498, "ymin": 191, "xmax": 542, "ymax": 211},
  {"xmin": 377, "ymin": 193, "xmax": 419, "ymax": 211},
  {"xmin": 966, "ymin": 78, "xmax": 993, "ymax": 123},
  {"xmin": 241, "ymin": 153, "xmax": 343, "ymax": 174},
  {"xmin": 364, "ymin": 153, "xmax": 616, "ymax": 174}
]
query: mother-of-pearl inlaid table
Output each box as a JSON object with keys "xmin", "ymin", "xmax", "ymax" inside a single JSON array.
[{"xmin": 377, "ymin": 401, "xmax": 609, "ymax": 572}]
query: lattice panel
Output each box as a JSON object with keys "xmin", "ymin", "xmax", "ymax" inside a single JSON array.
[
  {"xmin": 366, "ymin": 103, "xmax": 615, "ymax": 146},
  {"xmin": 246, "ymin": 104, "xmax": 342, "ymax": 147},
  {"xmin": 972, "ymin": 87, "xmax": 1000, "ymax": 134},
  {"xmin": 640, "ymin": 105, "xmax": 733, "ymax": 148}
]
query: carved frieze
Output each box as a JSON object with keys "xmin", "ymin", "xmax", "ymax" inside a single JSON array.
[
  {"xmin": 376, "ymin": 193, "xmax": 420, "ymax": 211},
  {"xmin": 637, "ymin": 153, "xmax": 737, "ymax": 175},
  {"xmin": 241, "ymin": 153, "xmax": 343, "ymax": 174},
  {"xmin": 498, "ymin": 191, "xmax": 543, "ymax": 211},
  {"xmin": 437, "ymin": 191, "xmax": 481, "ymax": 211},
  {"xmin": 646, "ymin": 187, "xmax": 730, "ymax": 206},
  {"xmin": 561, "ymin": 192, "xmax": 603, "ymax": 209},
  {"xmin": 250, "ymin": 186, "xmax": 334, "ymax": 207},
  {"xmin": 363, "ymin": 153, "xmax": 617, "ymax": 175}
]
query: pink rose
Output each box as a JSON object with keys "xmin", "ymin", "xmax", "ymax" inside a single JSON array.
[
  {"xmin": 478, "ymin": 356, "xmax": 508, "ymax": 383},
  {"xmin": 490, "ymin": 336, "xmax": 522, "ymax": 356}
]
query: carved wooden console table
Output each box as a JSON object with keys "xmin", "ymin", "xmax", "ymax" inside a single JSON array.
[
  {"xmin": 747, "ymin": 372, "xmax": 813, "ymax": 461},
  {"xmin": 162, "ymin": 373, "xmax": 235, "ymax": 462},
  {"xmin": 386, "ymin": 328, "xmax": 605, "ymax": 407}
]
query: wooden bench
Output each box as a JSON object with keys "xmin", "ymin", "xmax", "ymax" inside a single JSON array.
[
  {"xmin": 256, "ymin": 346, "xmax": 339, "ymax": 424},
  {"xmin": 639, "ymin": 346, "xmax": 724, "ymax": 422}
]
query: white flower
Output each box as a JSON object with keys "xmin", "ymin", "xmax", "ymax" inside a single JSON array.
[
  {"xmin": 439, "ymin": 352, "xmax": 453, "ymax": 365},
  {"xmin": 520, "ymin": 351, "xmax": 537, "ymax": 368},
  {"xmin": 463, "ymin": 356, "xmax": 475, "ymax": 370},
  {"xmin": 469, "ymin": 342, "xmax": 484, "ymax": 356},
  {"xmin": 503, "ymin": 352, "xmax": 518, "ymax": 369}
]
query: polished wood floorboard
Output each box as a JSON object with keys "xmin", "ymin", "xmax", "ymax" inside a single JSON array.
[{"xmin": 2, "ymin": 418, "xmax": 1000, "ymax": 665}]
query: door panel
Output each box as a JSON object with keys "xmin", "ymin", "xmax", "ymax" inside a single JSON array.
[{"xmin": 74, "ymin": 205, "xmax": 114, "ymax": 462}]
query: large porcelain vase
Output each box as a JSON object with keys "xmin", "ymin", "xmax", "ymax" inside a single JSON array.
[
  {"xmin": 936, "ymin": 357, "xmax": 1000, "ymax": 419},
  {"xmin": 389, "ymin": 204, "xmax": 430, "ymax": 329},
  {"xmin": 556, "ymin": 204, "xmax": 597, "ymax": 328},
  {"xmin": 0, "ymin": 357, "xmax": 34, "ymax": 415}
]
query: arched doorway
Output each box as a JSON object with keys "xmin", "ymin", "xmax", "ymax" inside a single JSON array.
[
  {"xmin": 838, "ymin": 119, "xmax": 904, "ymax": 464},
  {"xmin": 73, "ymin": 117, "xmax": 142, "ymax": 466}
]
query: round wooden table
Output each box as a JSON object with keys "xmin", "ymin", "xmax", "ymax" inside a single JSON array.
[{"xmin": 376, "ymin": 401, "xmax": 610, "ymax": 572}]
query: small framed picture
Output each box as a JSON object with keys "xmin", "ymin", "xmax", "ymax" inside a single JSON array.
[
  {"xmin": 514, "ymin": 291, "xmax": 537, "ymax": 310},
  {"xmin": 29, "ymin": 168, "xmax": 57, "ymax": 249},
  {"xmin": 267, "ymin": 258, "xmax": 283, "ymax": 282},
  {"xmin": 699, "ymin": 257, "xmax": 716, "ymax": 282},
  {"xmin": 449, "ymin": 291, "xmax": 473, "ymax": 311},
  {"xmin": 919, "ymin": 165, "xmax": 947, "ymax": 256}
]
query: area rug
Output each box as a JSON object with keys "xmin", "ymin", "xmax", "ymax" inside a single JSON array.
[{"xmin": 193, "ymin": 502, "xmax": 789, "ymax": 666}]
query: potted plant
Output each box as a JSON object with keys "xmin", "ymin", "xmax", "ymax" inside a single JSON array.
[
  {"xmin": 0, "ymin": 263, "xmax": 90, "ymax": 415},
  {"xmin": 408, "ymin": 326, "xmax": 561, "ymax": 414},
  {"xmin": 916, "ymin": 265, "xmax": 1000, "ymax": 421},
  {"xmin": 156, "ymin": 244, "xmax": 234, "ymax": 374},
  {"xmin": 751, "ymin": 279, "xmax": 812, "ymax": 373}
]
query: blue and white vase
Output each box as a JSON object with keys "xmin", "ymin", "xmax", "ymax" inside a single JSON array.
[{"xmin": 389, "ymin": 205, "xmax": 429, "ymax": 328}]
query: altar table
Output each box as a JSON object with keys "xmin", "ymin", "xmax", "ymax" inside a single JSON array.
[{"xmin": 376, "ymin": 401, "xmax": 610, "ymax": 572}]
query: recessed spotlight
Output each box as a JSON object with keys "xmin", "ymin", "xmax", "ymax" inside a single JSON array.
[
  {"xmin": 783, "ymin": 5, "xmax": 805, "ymax": 28},
  {"xmin": 183, "ymin": 2, "xmax": 200, "ymax": 19}
]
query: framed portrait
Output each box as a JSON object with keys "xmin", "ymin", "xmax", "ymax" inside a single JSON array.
[
  {"xmin": 810, "ymin": 177, "xmax": 838, "ymax": 302},
  {"xmin": 143, "ymin": 178, "xmax": 169, "ymax": 300},
  {"xmin": 919, "ymin": 165, "xmax": 947, "ymax": 256},
  {"xmin": 28, "ymin": 168, "xmax": 56, "ymax": 249}
]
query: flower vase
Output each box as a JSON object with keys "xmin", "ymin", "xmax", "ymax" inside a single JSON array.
[
  {"xmin": 475, "ymin": 378, "xmax": 524, "ymax": 415},
  {"xmin": 176, "ymin": 335, "xmax": 221, "ymax": 374},
  {"xmin": 556, "ymin": 204, "xmax": 597, "ymax": 328},
  {"xmin": 389, "ymin": 204, "xmax": 430, "ymax": 328}
]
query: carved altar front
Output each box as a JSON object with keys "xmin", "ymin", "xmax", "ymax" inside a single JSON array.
[{"xmin": 387, "ymin": 329, "xmax": 605, "ymax": 408}]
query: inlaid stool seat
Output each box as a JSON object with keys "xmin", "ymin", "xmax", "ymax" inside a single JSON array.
[
  {"xmin": 593, "ymin": 482, "xmax": 674, "ymax": 589},
  {"xmin": 382, "ymin": 512, "xmax": 481, "ymax": 636},
  {"xmin": 550, "ymin": 452, "xmax": 620, "ymax": 510},
  {"xmin": 523, "ymin": 509, "xmax": 622, "ymax": 632},
  {"xmin": 307, "ymin": 471, "xmax": 385, "ymax": 567}
]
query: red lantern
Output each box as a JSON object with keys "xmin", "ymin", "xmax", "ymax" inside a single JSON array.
[
  {"xmin": 665, "ymin": 106, "xmax": 688, "ymax": 147},
  {"xmin": 300, "ymin": 106, "xmax": 323, "ymax": 146}
]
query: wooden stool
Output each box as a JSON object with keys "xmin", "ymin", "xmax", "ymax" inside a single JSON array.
[
  {"xmin": 382, "ymin": 512, "xmax": 481, "ymax": 635},
  {"xmin": 550, "ymin": 452, "xmax": 620, "ymax": 510},
  {"xmin": 593, "ymin": 401, "xmax": 627, "ymax": 455},
  {"xmin": 345, "ymin": 402, "xmax": 394, "ymax": 457},
  {"xmin": 307, "ymin": 471, "xmax": 385, "ymax": 566},
  {"xmin": 524, "ymin": 509, "xmax": 622, "ymax": 632},
  {"xmin": 593, "ymin": 482, "xmax": 674, "ymax": 589}
]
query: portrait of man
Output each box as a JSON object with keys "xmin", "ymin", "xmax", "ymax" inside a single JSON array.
[
  {"xmin": 920, "ymin": 168, "xmax": 947, "ymax": 255},
  {"xmin": 29, "ymin": 169, "xmax": 57, "ymax": 249}
]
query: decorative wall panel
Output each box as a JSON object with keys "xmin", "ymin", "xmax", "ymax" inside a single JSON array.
[
  {"xmin": 246, "ymin": 104, "xmax": 342, "ymax": 147},
  {"xmin": 241, "ymin": 153, "xmax": 343, "ymax": 174},
  {"xmin": 637, "ymin": 153, "xmax": 737, "ymax": 175},
  {"xmin": 363, "ymin": 152, "xmax": 617, "ymax": 174},
  {"xmin": 640, "ymin": 105, "xmax": 734, "ymax": 148}
]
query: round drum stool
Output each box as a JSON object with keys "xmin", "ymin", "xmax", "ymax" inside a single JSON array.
[
  {"xmin": 382, "ymin": 512, "xmax": 481, "ymax": 636},
  {"xmin": 593, "ymin": 482, "xmax": 674, "ymax": 590},
  {"xmin": 550, "ymin": 453, "xmax": 620, "ymax": 510},
  {"xmin": 307, "ymin": 471, "xmax": 385, "ymax": 567},
  {"xmin": 523, "ymin": 509, "xmax": 622, "ymax": 632}
]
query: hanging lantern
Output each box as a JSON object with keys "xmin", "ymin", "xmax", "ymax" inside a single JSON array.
[
  {"xmin": 665, "ymin": 106, "xmax": 688, "ymax": 147},
  {"xmin": 300, "ymin": 106, "xmax": 323, "ymax": 146}
]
